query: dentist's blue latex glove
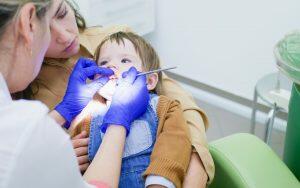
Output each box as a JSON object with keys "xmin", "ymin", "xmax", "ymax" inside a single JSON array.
[
  {"xmin": 55, "ymin": 57, "xmax": 114, "ymax": 123},
  {"xmin": 101, "ymin": 67, "xmax": 149, "ymax": 136}
]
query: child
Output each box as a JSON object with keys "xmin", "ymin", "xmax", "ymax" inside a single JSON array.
[{"xmin": 69, "ymin": 32, "xmax": 191, "ymax": 188}]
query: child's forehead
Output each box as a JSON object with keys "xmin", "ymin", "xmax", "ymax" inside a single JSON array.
[
  {"xmin": 102, "ymin": 38, "xmax": 135, "ymax": 51},
  {"xmin": 99, "ymin": 38, "xmax": 139, "ymax": 57}
]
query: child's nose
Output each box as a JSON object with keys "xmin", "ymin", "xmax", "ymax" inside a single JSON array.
[{"xmin": 107, "ymin": 64, "xmax": 121, "ymax": 78}]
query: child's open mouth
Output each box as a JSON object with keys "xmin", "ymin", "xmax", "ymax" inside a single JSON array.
[{"xmin": 97, "ymin": 78, "xmax": 117, "ymax": 102}]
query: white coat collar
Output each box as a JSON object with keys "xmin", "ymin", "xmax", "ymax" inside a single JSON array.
[{"xmin": 0, "ymin": 73, "xmax": 12, "ymax": 104}]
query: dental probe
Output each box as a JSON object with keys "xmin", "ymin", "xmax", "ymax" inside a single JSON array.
[{"xmin": 137, "ymin": 66, "xmax": 177, "ymax": 76}]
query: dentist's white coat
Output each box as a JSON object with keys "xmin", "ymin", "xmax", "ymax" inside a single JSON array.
[{"xmin": 0, "ymin": 74, "xmax": 93, "ymax": 188}]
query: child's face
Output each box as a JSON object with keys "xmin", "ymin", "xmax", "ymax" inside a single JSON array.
[
  {"xmin": 96, "ymin": 38, "xmax": 158, "ymax": 101},
  {"xmin": 97, "ymin": 39, "xmax": 143, "ymax": 78}
]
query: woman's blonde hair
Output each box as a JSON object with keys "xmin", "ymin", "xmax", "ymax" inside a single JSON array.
[
  {"xmin": 0, "ymin": 0, "xmax": 52, "ymax": 37},
  {"xmin": 95, "ymin": 31, "xmax": 162, "ymax": 94},
  {"xmin": 65, "ymin": 0, "xmax": 86, "ymax": 30}
]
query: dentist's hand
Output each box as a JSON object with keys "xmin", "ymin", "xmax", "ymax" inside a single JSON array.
[
  {"xmin": 101, "ymin": 67, "xmax": 149, "ymax": 136},
  {"xmin": 55, "ymin": 57, "xmax": 114, "ymax": 123}
]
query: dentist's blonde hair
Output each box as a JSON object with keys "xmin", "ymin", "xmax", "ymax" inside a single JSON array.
[
  {"xmin": 0, "ymin": 0, "xmax": 52, "ymax": 37},
  {"xmin": 1, "ymin": 0, "xmax": 52, "ymax": 99}
]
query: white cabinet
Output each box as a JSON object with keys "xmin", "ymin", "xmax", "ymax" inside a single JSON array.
[{"xmin": 73, "ymin": 0, "xmax": 155, "ymax": 36}]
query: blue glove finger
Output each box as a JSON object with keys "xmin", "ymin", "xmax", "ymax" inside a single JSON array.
[
  {"xmin": 83, "ymin": 66, "xmax": 114, "ymax": 79},
  {"xmin": 77, "ymin": 57, "xmax": 98, "ymax": 68},
  {"xmin": 73, "ymin": 58, "xmax": 98, "ymax": 80},
  {"xmin": 122, "ymin": 71, "xmax": 128, "ymax": 78},
  {"xmin": 121, "ymin": 67, "xmax": 138, "ymax": 84},
  {"xmin": 122, "ymin": 69, "xmax": 142, "ymax": 78},
  {"xmin": 88, "ymin": 77, "xmax": 110, "ymax": 92},
  {"xmin": 134, "ymin": 73, "xmax": 147, "ymax": 88}
]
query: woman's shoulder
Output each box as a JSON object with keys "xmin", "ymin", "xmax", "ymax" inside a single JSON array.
[{"xmin": 79, "ymin": 25, "xmax": 133, "ymax": 56}]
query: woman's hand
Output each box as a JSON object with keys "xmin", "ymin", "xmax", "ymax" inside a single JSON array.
[
  {"xmin": 55, "ymin": 57, "xmax": 114, "ymax": 123},
  {"xmin": 101, "ymin": 67, "xmax": 149, "ymax": 135},
  {"xmin": 72, "ymin": 130, "xmax": 90, "ymax": 173},
  {"xmin": 183, "ymin": 153, "xmax": 208, "ymax": 188}
]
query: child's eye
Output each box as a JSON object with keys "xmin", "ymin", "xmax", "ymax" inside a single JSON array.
[
  {"xmin": 100, "ymin": 60, "xmax": 108, "ymax": 66},
  {"xmin": 121, "ymin": 58, "xmax": 131, "ymax": 64}
]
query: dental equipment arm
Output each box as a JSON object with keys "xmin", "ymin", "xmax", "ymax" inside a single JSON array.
[{"xmin": 137, "ymin": 66, "xmax": 177, "ymax": 76}]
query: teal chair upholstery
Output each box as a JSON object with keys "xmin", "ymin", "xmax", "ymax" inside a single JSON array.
[{"xmin": 208, "ymin": 133, "xmax": 299, "ymax": 188}]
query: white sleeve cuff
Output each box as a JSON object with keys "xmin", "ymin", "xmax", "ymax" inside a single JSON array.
[{"xmin": 145, "ymin": 175, "xmax": 176, "ymax": 188}]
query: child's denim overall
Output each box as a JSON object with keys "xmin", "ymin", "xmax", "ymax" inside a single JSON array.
[{"xmin": 88, "ymin": 94, "xmax": 159, "ymax": 188}]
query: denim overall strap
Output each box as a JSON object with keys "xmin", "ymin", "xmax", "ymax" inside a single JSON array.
[
  {"xmin": 88, "ymin": 94, "xmax": 159, "ymax": 188},
  {"xmin": 88, "ymin": 94, "xmax": 159, "ymax": 161}
]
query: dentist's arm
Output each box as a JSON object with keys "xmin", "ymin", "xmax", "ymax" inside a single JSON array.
[
  {"xmin": 83, "ymin": 125, "xmax": 126, "ymax": 187},
  {"xmin": 49, "ymin": 110, "xmax": 66, "ymax": 126},
  {"xmin": 49, "ymin": 58, "xmax": 113, "ymax": 174},
  {"xmin": 84, "ymin": 67, "xmax": 149, "ymax": 187}
]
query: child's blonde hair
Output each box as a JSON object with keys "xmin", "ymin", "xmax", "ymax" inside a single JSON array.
[{"xmin": 95, "ymin": 31, "xmax": 162, "ymax": 94}]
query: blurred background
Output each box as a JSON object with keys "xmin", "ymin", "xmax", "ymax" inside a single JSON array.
[{"xmin": 74, "ymin": 0, "xmax": 300, "ymax": 157}]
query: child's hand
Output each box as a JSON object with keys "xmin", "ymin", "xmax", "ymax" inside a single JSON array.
[{"xmin": 71, "ymin": 130, "xmax": 90, "ymax": 173}]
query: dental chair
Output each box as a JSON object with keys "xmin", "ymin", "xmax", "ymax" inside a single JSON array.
[
  {"xmin": 207, "ymin": 31, "xmax": 300, "ymax": 188},
  {"xmin": 208, "ymin": 133, "xmax": 299, "ymax": 188}
]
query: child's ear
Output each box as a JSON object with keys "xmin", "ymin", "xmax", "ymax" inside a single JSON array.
[{"xmin": 147, "ymin": 73, "xmax": 159, "ymax": 91}]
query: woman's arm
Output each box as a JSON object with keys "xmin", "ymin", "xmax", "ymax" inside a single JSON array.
[
  {"xmin": 183, "ymin": 153, "xmax": 208, "ymax": 187},
  {"xmin": 47, "ymin": 66, "xmax": 147, "ymax": 188},
  {"xmin": 49, "ymin": 110, "xmax": 66, "ymax": 126},
  {"xmin": 48, "ymin": 110, "xmax": 91, "ymax": 174},
  {"xmin": 161, "ymin": 74, "xmax": 214, "ymax": 185},
  {"xmin": 44, "ymin": 115, "xmax": 129, "ymax": 188},
  {"xmin": 83, "ymin": 125, "xmax": 126, "ymax": 188},
  {"xmin": 144, "ymin": 98, "xmax": 192, "ymax": 188}
]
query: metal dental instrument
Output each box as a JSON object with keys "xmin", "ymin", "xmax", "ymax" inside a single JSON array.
[{"xmin": 137, "ymin": 66, "xmax": 177, "ymax": 76}]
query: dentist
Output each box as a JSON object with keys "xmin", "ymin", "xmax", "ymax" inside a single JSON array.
[{"xmin": 0, "ymin": 0, "xmax": 149, "ymax": 188}]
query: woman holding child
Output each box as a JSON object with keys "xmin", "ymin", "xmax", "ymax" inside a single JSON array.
[{"xmin": 12, "ymin": 0, "xmax": 215, "ymax": 187}]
